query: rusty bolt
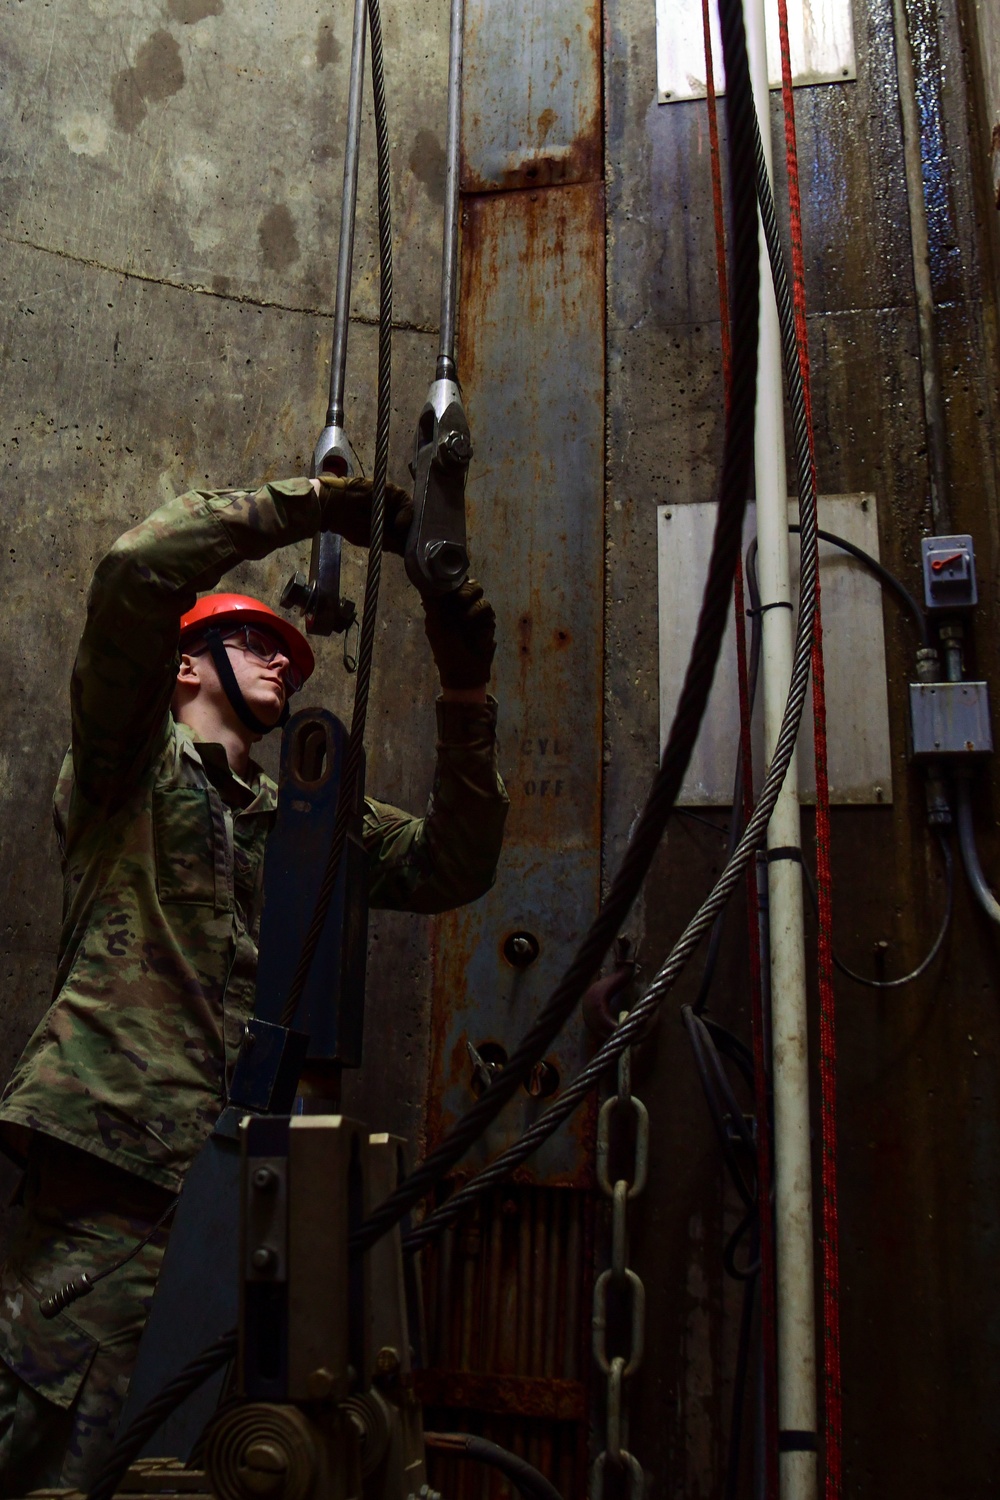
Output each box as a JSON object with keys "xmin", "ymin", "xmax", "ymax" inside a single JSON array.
[
  {"xmin": 305, "ymin": 1366, "xmax": 336, "ymax": 1400},
  {"xmin": 375, "ymin": 1345, "xmax": 401, "ymax": 1378},
  {"xmin": 252, "ymin": 1166, "xmax": 277, "ymax": 1192}
]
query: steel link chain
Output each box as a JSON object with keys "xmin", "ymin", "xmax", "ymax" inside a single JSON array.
[{"xmin": 590, "ymin": 992, "xmax": 648, "ymax": 1500}]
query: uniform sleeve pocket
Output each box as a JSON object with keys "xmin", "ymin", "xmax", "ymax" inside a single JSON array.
[{"xmin": 152, "ymin": 786, "xmax": 221, "ymax": 906}]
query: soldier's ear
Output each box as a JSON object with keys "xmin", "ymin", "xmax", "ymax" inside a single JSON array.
[{"xmin": 175, "ymin": 652, "xmax": 204, "ymax": 688}]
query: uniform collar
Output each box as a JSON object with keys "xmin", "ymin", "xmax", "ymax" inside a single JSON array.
[{"xmin": 174, "ymin": 720, "xmax": 275, "ymax": 813}]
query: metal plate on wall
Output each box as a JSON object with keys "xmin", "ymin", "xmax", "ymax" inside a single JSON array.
[
  {"xmin": 655, "ymin": 0, "xmax": 856, "ymax": 101},
  {"xmin": 657, "ymin": 495, "xmax": 893, "ymax": 804},
  {"xmin": 461, "ymin": 0, "xmax": 602, "ymax": 191},
  {"xmin": 425, "ymin": 182, "xmax": 605, "ymax": 1185}
]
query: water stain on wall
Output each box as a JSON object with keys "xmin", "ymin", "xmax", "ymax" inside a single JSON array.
[
  {"xmin": 167, "ymin": 0, "xmax": 224, "ymax": 21},
  {"xmin": 409, "ymin": 128, "xmax": 446, "ymax": 205},
  {"xmin": 258, "ymin": 204, "xmax": 301, "ymax": 272},
  {"xmin": 316, "ymin": 22, "xmax": 341, "ymax": 69},
  {"xmin": 111, "ymin": 31, "xmax": 185, "ymax": 133}
]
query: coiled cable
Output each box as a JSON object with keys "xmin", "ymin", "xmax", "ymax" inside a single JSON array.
[
  {"xmin": 401, "ymin": 63, "xmax": 821, "ymax": 1257},
  {"xmin": 353, "ymin": 0, "xmax": 763, "ymax": 1257}
]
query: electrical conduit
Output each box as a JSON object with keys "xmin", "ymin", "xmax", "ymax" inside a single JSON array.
[{"xmin": 745, "ymin": 1, "xmax": 819, "ymax": 1495}]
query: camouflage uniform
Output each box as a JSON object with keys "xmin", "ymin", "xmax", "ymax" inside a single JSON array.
[{"xmin": 0, "ymin": 479, "xmax": 508, "ymax": 1490}]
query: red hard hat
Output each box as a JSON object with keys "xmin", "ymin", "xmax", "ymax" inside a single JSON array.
[{"xmin": 179, "ymin": 593, "xmax": 315, "ymax": 684}]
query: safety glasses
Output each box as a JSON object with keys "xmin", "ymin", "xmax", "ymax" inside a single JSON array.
[{"xmin": 192, "ymin": 625, "xmax": 305, "ymax": 694}]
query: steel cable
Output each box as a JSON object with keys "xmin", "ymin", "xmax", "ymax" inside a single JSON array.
[
  {"xmin": 352, "ymin": 0, "xmax": 762, "ymax": 1257},
  {"xmin": 402, "ymin": 89, "xmax": 820, "ymax": 1256},
  {"xmin": 278, "ymin": 0, "xmax": 393, "ymax": 1030},
  {"xmin": 745, "ymin": 538, "xmax": 955, "ymax": 987},
  {"xmin": 87, "ymin": 1331, "xmax": 237, "ymax": 1500}
]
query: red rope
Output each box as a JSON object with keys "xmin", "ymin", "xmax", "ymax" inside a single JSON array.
[
  {"xmin": 773, "ymin": 3, "xmax": 843, "ymax": 1493},
  {"xmin": 701, "ymin": 6, "xmax": 779, "ymax": 1493}
]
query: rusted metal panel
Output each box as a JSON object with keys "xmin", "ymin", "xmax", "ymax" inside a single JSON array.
[
  {"xmin": 420, "ymin": 1185, "xmax": 594, "ymax": 1500},
  {"xmin": 416, "ymin": 1370, "xmax": 587, "ymax": 1421},
  {"xmin": 461, "ymin": 0, "xmax": 603, "ymax": 191},
  {"xmin": 425, "ymin": 182, "xmax": 605, "ymax": 1185}
]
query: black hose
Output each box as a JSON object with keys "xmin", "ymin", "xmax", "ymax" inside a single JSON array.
[
  {"xmin": 354, "ymin": 0, "xmax": 762, "ymax": 1258},
  {"xmin": 691, "ymin": 519, "xmax": 926, "ymax": 1018},
  {"xmin": 798, "ymin": 829, "xmax": 954, "ymax": 989},
  {"xmin": 955, "ymin": 777, "xmax": 1000, "ymax": 928},
  {"xmin": 279, "ymin": 0, "xmax": 393, "ymax": 1029},
  {"xmin": 790, "ymin": 524, "xmax": 928, "ymax": 646},
  {"xmin": 424, "ymin": 1432, "xmax": 564, "ymax": 1500},
  {"xmin": 724, "ymin": 1248, "xmax": 759, "ymax": 1500},
  {"xmin": 401, "ymin": 72, "xmax": 824, "ymax": 1259},
  {"xmin": 87, "ymin": 1331, "xmax": 236, "ymax": 1500}
]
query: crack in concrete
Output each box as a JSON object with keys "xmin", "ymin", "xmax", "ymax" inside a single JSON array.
[{"xmin": 0, "ymin": 233, "xmax": 439, "ymax": 336}]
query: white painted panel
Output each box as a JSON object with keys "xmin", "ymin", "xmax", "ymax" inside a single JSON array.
[
  {"xmin": 657, "ymin": 496, "xmax": 893, "ymax": 805},
  {"xmin": 655, "ymin": 0, "xmax": 856, "ymax": 102}
]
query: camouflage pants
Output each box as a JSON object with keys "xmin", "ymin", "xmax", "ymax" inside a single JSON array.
[{"xmin": 0, "ymin": 1135, "xmax": 172, "ymax": 1495}]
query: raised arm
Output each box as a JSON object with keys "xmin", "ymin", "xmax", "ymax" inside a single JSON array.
[
  {"xmin": 71, "ymin": 478, "xmax": 324, "ymax": 805},
  {"xmin": 362, "ymin": 577, "xmax": 508, "ymax": 912},
  {"xmin": 364, "ymin": 696, "xmax": 509, "ymax": 912}
]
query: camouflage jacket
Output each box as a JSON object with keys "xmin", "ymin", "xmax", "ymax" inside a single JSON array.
[{"xmin": 0, "ymin": 479, "xmax": 508, "ymax": 1192}]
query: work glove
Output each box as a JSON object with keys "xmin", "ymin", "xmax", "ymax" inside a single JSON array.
[
  {"xmin": 317, "ymin": 473, "xmax": 413, "ymax": 556},
  {"xmin": 423, "ymin": 578, "xmax": 497, "ymax": 690}
]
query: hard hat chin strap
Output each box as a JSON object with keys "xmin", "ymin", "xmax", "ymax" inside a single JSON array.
[{"xmin": 204, "ymin": 629, "xmax": 290, "ymax": 735}]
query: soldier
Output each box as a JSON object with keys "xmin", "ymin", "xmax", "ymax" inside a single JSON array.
[{"xmin": 0, "ymin": 473, "xmax": 508, "ymax": 1491}]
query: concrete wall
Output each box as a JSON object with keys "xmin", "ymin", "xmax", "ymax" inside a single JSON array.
[{"xmin": 0, "ymin": 0, "xmax": 452, "ymax": 1183}]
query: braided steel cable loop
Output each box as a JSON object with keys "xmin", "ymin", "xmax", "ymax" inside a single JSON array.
[{"xmin": 403, "ymin": 92, "xmax": 822, "ymax": 1254}]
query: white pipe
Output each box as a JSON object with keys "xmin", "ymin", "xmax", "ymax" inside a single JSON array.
[{"xmin": 744, "ymin": 4, "xmax": 819, "ymax": 1497}]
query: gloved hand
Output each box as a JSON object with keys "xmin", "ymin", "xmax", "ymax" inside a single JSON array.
[
  {"xmin": 423, "ymin": 578, "xmax": 497, "ymax": 690},
  {"xmin": 316, "ymin": 473, "xmax": 413, "ymax": 556}
]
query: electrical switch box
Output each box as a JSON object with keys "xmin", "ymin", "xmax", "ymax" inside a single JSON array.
[
  {"xmin": 909, "ymin": 681, "xmax": 993, "ymax": 760},
  {"xmin": 921, "ymin": 534, "xmax": 978, "ymax": 610}
]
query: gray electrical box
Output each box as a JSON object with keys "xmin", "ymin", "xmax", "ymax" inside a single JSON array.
[
  {"xmin": 921, "ymin": 534, "xmax": 978, "ymax": 610},
  {"xmin": 909, "ymin": 681, "xmax": 993, "ymax": 760}
]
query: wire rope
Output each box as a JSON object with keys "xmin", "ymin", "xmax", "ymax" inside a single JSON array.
[
  {"xmin": 353, "ymin": 0, "xmax": 762, "ymax": 1258},
  {"xmin": 789, "ymin": 525, "xmax": 927, "ymax": 644},
  {"xmin": 402, "ymin": 98, "xmax": 825, "ymax": 1256},
  {"xmin": 278, "ymin": 0, "xmax": 393, "ymax": 1030},
  {"xmin": 87, "ymin": 1331, "xmax": 237, "ymax": 1500},
  {"xmin": 744, "ymin": 538, "xmax": 955, "ymax": 988}
]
